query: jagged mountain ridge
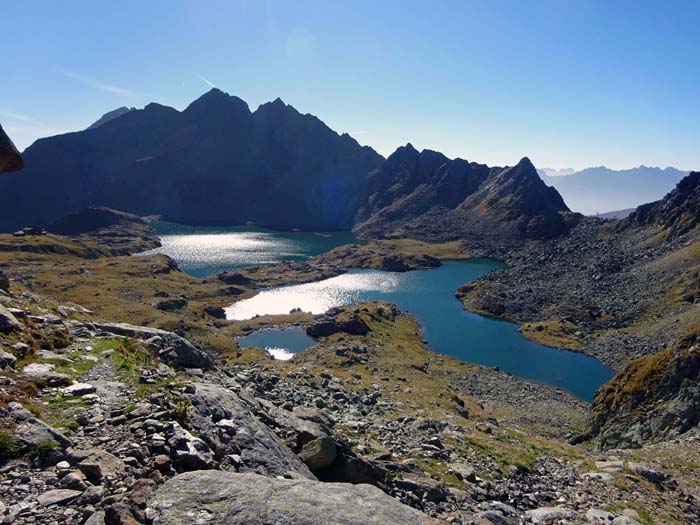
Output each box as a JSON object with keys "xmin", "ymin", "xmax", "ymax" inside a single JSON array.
[
  {"xmin": 0, "ymin": 89, "xmax": 383, "ymax": 232},
  {"xmin": 354, "ymin": 144, "xmax": 575, "ymax": 240}
]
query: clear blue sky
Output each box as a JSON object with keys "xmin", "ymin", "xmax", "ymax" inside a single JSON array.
[{"xmin": 3, "ymin": 0, "xmax": 699, "ymax": 170}]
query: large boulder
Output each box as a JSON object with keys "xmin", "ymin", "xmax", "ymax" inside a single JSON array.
[
  {"xmin": 14, "ymin": 417, "xmax": 72, "ymax": 449},
  {"xmin": 151, "ymin": 470, "xmax": 443, "ymax": 525},
  {"xmin": 186, "ymin": 382, "xmax": 314, "ymax": 479},
  {"xmin": 0, "ymin": 304, "xmax": 21, "ymax": 332},
  {"xmin": 95, "ymin": 322, "xmax": 212, "ymax": 369},
  {"xmin": 298, "ymin": 436, "xmax": 337, "ymax": 471}
]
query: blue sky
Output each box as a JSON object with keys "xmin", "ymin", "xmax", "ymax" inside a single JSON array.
[{"xmin": 3, "ymin": 0, "xmax": 699, "ymax": 170}]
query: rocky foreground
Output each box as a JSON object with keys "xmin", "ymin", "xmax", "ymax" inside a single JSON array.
[{"xmin": 1, "ymin": 273, "xmax": 698, "ymax": 525}]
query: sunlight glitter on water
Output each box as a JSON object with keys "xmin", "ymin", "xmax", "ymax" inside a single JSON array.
[
  {"xmin": 265, "ymin": 347, "xmax": 296, "ymax": 360},
  {"xmin": 225, "ymin": 271, "xmax": 401, "ymax": 320},
  {"xmin": 139, "ymin": 232, "xmax": 303, "ymax": 269}
]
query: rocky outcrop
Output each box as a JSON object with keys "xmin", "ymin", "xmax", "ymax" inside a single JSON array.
[
  {"xmin": 354, "ymin": 145, "xmax": 576, "ymax": 241},
  {"xmin": 624, "ymin": 171, "xmax": 700, "ymax": 239},
  {"xmin": 185, "ymin": 382, "xmax": 314, "ymax": 479},
  {"xmin": 586, "ymin": 326, "xmax": 700, "ymax": 448},
  {"xmin": 0, "ymin": 89, "xmax": 382, "ymax": 232},
  {"xmin": 95, "ymin": 322, "xmax": 213, "ymax": 369},
  {"xmin": 306, "ymin": 308, "xmax": 371, "ymax": 338},
  {"xmin": 150, "ymin": 470, "xmax": 443, "ymax": 525},
  {"xmin": 0, "ymin": 123, "xmax": 23, "ymax": 173}
]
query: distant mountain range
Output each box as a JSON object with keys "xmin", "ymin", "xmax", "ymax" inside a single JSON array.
[
  {"xmin": 0, "ymin": 89, "xmax": 576, "ymax": 240},
  {"xmin": 537, "ymin": 166, "xmax": 689, "ymax": 216}
]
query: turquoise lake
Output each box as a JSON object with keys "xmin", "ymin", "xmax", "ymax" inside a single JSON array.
[
  {"xmin": 227, "ymin": 260, "xmax": 614, "ymax": 401},
  {"xmin": 139, "ymin": 221, "xmax": 359, "ymax": 277},
  {"xmin": 142, "ymin": 223, "xmax": 613, "ymax": 401}
]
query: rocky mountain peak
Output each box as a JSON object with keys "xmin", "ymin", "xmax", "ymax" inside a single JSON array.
[
  {"xmin": 183, "ymin": 89, "xmax": 251, "ymax": 120},
  {"xmin": 87, "ymin": 107, "xmax": 136, "ymax": 130}
]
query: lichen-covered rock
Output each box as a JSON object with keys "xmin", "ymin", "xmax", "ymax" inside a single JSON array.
[{"xmin": 151, "ymin": 470, "xmax": 443, "ymax": 525}]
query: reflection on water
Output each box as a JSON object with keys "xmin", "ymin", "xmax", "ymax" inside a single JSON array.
[
  {"xmin": 226, "ymin": 272, "xmax": 402, "ymax": 320},
  {"xmin": 237, "ymin": 326, "xmax": 316, "ymax": 361},
  {"xmin": 227, "ymin": 261, "xmax": 614, "ymax": 401},
  {"xmin": 137, "ymin": 221, "xmax": 359, "ymax": 277}
]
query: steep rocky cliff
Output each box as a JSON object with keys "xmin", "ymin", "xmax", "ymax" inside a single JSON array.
[{"xmin": 587, "ymin": 326, "xmax": 700, "ymax": 449}]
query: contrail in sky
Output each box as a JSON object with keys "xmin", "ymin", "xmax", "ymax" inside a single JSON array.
[{"xmin": 197, "ymin": 75, "xmax": 216, "ymax": 88}]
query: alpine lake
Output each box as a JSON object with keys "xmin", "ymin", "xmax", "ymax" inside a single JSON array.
[{"xmin": 141, "ymin": 221, "xmax": 613, "ymax": 401}]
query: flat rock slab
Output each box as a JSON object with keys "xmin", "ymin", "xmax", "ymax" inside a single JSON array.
[
  {"xmin": 152, "ymin": 470, "xmax": 443, "ymax": 525},
  {"xmin": 525, "ymin": 506, "xmax": 577, "ymax": 524},
  {"xmin": 15, "ymin": 417, "xmax": 72, "ymax": 448},
  {"xmin": 63, "ymin": 382, "xmax": 97, "ymax": 396},
  {"xmin": 37, "ymin": 489, "xmax": 82, "ymax": 506}
]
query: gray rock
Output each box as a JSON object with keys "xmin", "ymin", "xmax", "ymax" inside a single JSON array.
[
  {"xmin": 95, "ymin": 322, "xmax": 212, "ymax": 369},
  {"xmin": 37, "ymin": 489, "xmax": 82, "ymax": 506},
  {"xmin": 0, "ymin": 270, "xmax": 9, "ymax": 292},
  {"xmin": 450, "ymin": 462, "xmax": 477, "ymax": 483},
  {"xmin": 475, "ymin": 510, "xmax": 518, "ymax": 525},
  {"xmin": 15, "ymin": 417, "xmax": 72, "ymax": 449},
  {"xmin": 21, "ymin": 363, "xmax": 72, "ymax": 386},
  {"xmin": 394, "ymin": 474, "xmax": 448, "ymax": 503},
  {"xmin": 0, "ymin": 304, "xmax": 21, "ymax": 332},
  {"xmin": 186, "ymin": 382, "xmax": 313, "ymax": 479},
  {"xmin": 0, "ymin": 347, "xmax": 17, "ymax": 368},
  {"xmin": 612, "ymin": 517, "xmax": 641, "ymax": 525},
  {"xmin": 166, "ymin": 422, "xmax": 215, "ymax": 470},
  {"xmin": 628, "ymin": 462, "xmax": 665, "ymax": 483},
  {"xmin": 298, "ymin": 436, "xmax": 337, "ymax": 470},
  {"xmin": 77, "ymin": 449, "xmax": 126, "ymax": 483},
  {"xmin": 525, "ymin": 506, "xmax": 577, "ymax": 524},
  {"xmin": 586, "ymin": 508, "xmax": 615, "ymax": 523},
  {"xmin": 62, "ymin": 382, "xmax": 97, "ymax": 396},
  {"xmin": 7, "ymin": 401, "xmax": 33, "ymax": 421},
  {"xmin": 84, "ymin": 511, "xmax": 106, "ymax": 525},
  {"xmin": 151, "ymin": 470, "xmax": 442, "ymax": 525},
  {"xmin": 582, "ymin": 471, "xmax": 614, "ymax": 483}
]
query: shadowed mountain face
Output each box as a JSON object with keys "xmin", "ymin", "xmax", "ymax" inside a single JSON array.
[
  {"xmin": 0, "ymin": 89, "xmax": 383, "ymax": 232},
  {"xmin": 624, "ymin": 171, "xmax": 700, "ymax": 239},
  {"xmin": 354, "ymin": 145, "xmax": 575, "ymax": 240},
  {"xmin": 0, "ymin": 123, "xmax": 24, "ymax": 173}
]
